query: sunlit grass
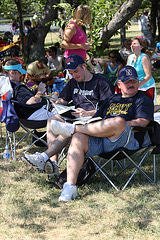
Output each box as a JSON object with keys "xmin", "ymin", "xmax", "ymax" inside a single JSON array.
[{"xmin": 1, "ymin": 24, "xmax": 160, "ymax": 239}]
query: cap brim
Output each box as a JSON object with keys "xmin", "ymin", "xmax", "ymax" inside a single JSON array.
[{"xmin": 123, "ymin": 78, "xmax": 138, "ymax": 82}]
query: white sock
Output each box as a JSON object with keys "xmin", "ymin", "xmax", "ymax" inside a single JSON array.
[
  {"xmin": 67, "ymin": 182, "xmax": 75, "ymax": 186},
  {"xmin": 67, "ymin": 122, "xmax": 75, "ymax": 135},
  {"xmin": 41, "ymin": 152, "xmax": 49, "ymax": 162}
]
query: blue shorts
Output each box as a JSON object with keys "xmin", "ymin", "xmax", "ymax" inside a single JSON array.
[{"xmin": 85, "ymin": 124, "xmax": 151, "ymax": 158}]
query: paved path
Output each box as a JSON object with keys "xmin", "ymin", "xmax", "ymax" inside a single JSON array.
[
  {"xmin": 0, "ymin": 23, "xmax": 12, "ymax": 32},
  {"xmin": 0, "ymin": 23, "xmax": 58, "ymax": 34}
]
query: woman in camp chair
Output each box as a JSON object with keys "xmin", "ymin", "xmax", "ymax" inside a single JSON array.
[{"xmin": 2, "ymin": 59, "xmax": 57, "ymax": 121}]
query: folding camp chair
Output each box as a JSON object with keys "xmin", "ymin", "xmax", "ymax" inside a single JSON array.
[
  {"xmin": 9, "ymin": 100, "xmax": 50, "ymax": 160},
  {"xmin": 88, "ymin": 122, "xmax": 160, "ymax": 191},
  {"xmin": 12, "ymin": 100, "xmax": 69, "ymax": 164}
]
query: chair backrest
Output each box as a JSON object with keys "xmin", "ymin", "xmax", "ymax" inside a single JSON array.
[
  {"xmin": 0, "ymin": 75, "xmax": 19, "ymax": 132},
  {"xmin": 12, "ymin": 100, "xmax": 47, "ymax": 119},
  {"xmin": 0, "ymin": 75, "xmax": 12, "ymax": 121},
  {"xmin": 148, "ymin": 121, "xmax": 160, "ymax": 146}
]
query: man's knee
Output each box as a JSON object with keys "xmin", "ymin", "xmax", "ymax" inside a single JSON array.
[
  {"xmin": 70, "ymin": 133, "xmax": 89, "ymax": 154},
  {"xmin": 113, "ymin": 116, "xmax": 126, "ymax": 127},
  {"xmin": 47, "ymin": 115, "xmax": 63, "ymax": 125},
  {"xmin": 108, "ymin": 116, "xmax": 126, "ymax": 133}
]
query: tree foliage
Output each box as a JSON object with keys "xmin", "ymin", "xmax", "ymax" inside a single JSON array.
[
  {"xmin": 53, "ymin": 0, "xmax": 142, "ymax": 57},
  {"xmin": 0, "ymin": 0, "xmax": 46, "ymax": 19},
  {"xmin": 0, "ymin": 0, "xmax": 144, "ymax": 62}
]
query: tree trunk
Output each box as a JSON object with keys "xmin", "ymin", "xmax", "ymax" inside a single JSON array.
[
  {"xmin": 100, "ymin": 0, "xmax": 143, "ymax": 49},
  {"xmin": 24, "ymin": 0, "xmax": 60, "ymax": 64},
  {"xmin": 15, "ymin": 0, "xmax": 25, "ymax": 55},
  {"xmin": 150, "ymin": 0, "xmax": 158, "ymax": 39},
  {"xmin": 120, "ymin": 25, "xmax": 126, "ymax": 47}
]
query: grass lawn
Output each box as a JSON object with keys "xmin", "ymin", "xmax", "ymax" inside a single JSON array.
[{"xmin": 1, "ymin": 24, "xmax": 160, "ymax": 240}]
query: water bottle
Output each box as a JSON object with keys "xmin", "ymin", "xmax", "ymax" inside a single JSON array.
[
  {"xmin": 51, "ymin": 92, "xmax": 59, "ymax": 101},
  {"xmin": 3, "ymin": 145, "xmax": 11, "ymax": 161}
]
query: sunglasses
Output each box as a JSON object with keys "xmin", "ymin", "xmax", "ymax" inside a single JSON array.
[{"xmin": 109, "ymin": 56, "xmax": 116, "ymax": 58}]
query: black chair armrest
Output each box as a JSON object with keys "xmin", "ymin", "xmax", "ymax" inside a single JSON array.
[{"xmin": 133, "ymin": 125, "xmax": 154, "ymax": 132}]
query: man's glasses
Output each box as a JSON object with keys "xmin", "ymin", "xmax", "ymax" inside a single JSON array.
[{"xmin": 109, "ymin": 56, "xmax": 116, "ymax": 59}]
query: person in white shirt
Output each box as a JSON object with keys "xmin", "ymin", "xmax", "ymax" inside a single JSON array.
[
  {"xmin": 47, "ymin": 46, "xmax": 62, "ymax": 71},
  {"xmin": 139, "ymin": 10, "xmax": 153, "ymax": 47},
  {"xmin": 119, "ymin": 38, "xmax": 133, "ymax": 63}
]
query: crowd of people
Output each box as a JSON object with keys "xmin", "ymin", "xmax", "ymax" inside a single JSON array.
[{"xmin": 1, "ymin": 5, "xmax": 160, "ymax": 203}]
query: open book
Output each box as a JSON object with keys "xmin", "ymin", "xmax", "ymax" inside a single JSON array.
[
  {"xmin": 53, "ymin": 103, "xmax": 102, "ymax": 124},
  {"xmin": 53, "ymin": 103, "xmax": 77, "ymax": 119},
  {"xmin": 72, "ymin": 116, "xmax": 102, "ymax": 125}
]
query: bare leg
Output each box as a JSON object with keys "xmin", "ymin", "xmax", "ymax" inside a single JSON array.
[
  {"xmin": 75, "ymin": 117, "xmax": 126, "ymax": 140},
  {"xmin": 67, "ymin": 133, "xmax": 89, "ymax": 185},
  {"xmin": 46, "ymin": 115, "xmax": 66, "ymax": 161},
  {"xmin": 45, "ymin": 135, "xmax": 71, "ymax": 159},
  {"xmin": 154, "ymin": 105, "xmax": 160, "ymax": 112},
  {"xmin": 66, "ymin": 117, "xmax": 126, "ymax": 185}
]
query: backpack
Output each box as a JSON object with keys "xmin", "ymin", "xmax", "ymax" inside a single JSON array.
[{"xmin": 56, "ymin": 158, "xmax": 95, "ymax": 189}]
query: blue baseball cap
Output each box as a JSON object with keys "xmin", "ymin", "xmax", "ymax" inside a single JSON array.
[
  {"xmin": 3, "ymin": 63, "xmax": 27, "ymax": 74},
  {"xmin": 65, "ymin": 54, "xmax": 85, "ymax": 70},
  {"xmin": 118, "ymin": 66, "xmax": 138, "ymax": 82}
]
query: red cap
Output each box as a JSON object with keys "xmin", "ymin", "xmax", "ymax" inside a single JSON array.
[{"xmin": 143, "ymin": 10, "xmax": 148, "ymax": 14}]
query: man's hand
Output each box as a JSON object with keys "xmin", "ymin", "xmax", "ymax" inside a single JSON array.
[
  {"xmin": 127, "ymin": 118, "xmax": 150, "ymax": 128},
  {"xmin": 81, "ymin": 43, "xmax": 91, "ymax": 51},
  {"xmin": 50, "ymin": 98, "xmax": 68, "ymax": 105},
  {"xmin": 71, "ymin": 108, "xmax": 95, "ymax": 118}
]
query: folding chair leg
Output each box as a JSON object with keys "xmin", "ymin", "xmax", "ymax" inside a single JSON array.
[
  {"xmin": 121, "ymin": 149, "xmax": 154, "ymax": 191},
  {"xmin": 89, "ymin": 157, "xmax": 119, "ymax": 191},
  {"xmin": 6, "ymin": 129, "xmax": 16, "ymax": 161}
]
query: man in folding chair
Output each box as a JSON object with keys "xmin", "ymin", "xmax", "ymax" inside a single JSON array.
[
  {"xmin": 45, "ymin": 65, "xmax": 154, "ymax": 202},
  {"xmin": 23, "ymin": 54, "xmax": 114, "ymax": 171}
]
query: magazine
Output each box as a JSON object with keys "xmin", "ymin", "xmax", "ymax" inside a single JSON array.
[{"xmin": 53, "ymin": 103, "xmax": 102, "ymax": 124}]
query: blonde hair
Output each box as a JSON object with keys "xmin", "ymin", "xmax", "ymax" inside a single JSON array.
[{"xmin": 73, "ymin": 5, "xmax": 92, "ymax": 26}]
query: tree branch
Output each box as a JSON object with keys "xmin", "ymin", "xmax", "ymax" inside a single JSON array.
[{"xmin": 100, "ymin": 0, "xmax": 143, "ymax": 49}]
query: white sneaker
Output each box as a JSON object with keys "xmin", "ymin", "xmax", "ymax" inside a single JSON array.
[
  {"xmin": 44, "ymin": 160, "xmax": 59, "ymax": 176},
  {"xmin": 51, "ymin": 120, "xmax": 75, "ymax": 138},
  {"xmin": 59, "ymin": 182, "xmax": 78, "ymax": 202},
  {"xmin": 22, "ymin": 152, "xmax": 47, "ymax": 172}
]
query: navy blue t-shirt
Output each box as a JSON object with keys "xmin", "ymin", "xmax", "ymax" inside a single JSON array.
[
  {"xmin": 59, "ymin": 74, "xmax": 114, "ymax": 111},
  {"xmin": 11, "ymin": 81, "xmax": 35, "ymax": 104},
  {"xmin": 94, "ymin": 91, "xmax": 154, "ymax": 122},
  {"xmin": 11, "ymin": 81, "xmax": 46, "ymax": 118}
]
